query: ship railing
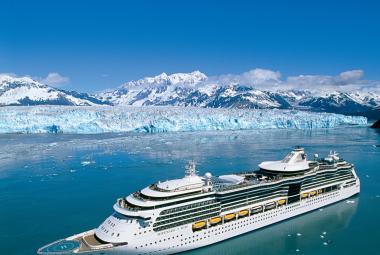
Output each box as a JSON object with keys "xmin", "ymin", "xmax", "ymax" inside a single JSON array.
[{"xmin": 116, "ymin": 198, "xmax": 141, "ymax": 211}]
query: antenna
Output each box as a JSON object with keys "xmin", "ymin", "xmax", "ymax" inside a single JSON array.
[{"xmin": 185, "ymin": 160, "xmax": 197, "ymax": 177}]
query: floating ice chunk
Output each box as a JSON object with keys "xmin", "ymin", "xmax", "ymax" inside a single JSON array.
[
  {"xmin": 287, "ymin": 234, "xmax": 292, "ymax": 237},
  {"xmin": 346, "ymin": 200, "xmax": 355, "ymax": 204},
  {"xmin": 296, "ymin": 249, "xmax": 300, "ymax": 252},
  {"xmin": 296, "ymin": 233, "xmax": 302, "ymax": 236},
  {"xmin": 81, "ymin": 160, "xmax": 95, "ymax": 166},
  {"xmin": 322, "ymin": 231, "xmax": 327, "ymax": 235},
  {"xmin": 319, "ymin": 208, "xmax": 324, "ymax": 211},
  {"xmin": 320, "ymin": 235, "xmax": 325, "ymax": 239},
  {"xmin": 323, "ymin": 242, "xmax": 328, "ymax": 246},
  {"xmin": 366, "ymin": 175, "xmax": 370, "ymax": 178},
  {"xmin": 69, "ymin": 169, "xmax": 77, "ymax": 173}
]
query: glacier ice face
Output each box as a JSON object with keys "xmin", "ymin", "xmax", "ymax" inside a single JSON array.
[{"xmin": 0, "ymin": 106, "xmax": 368, "ymax": 134}]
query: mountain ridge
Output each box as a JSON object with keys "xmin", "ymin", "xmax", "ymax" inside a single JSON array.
[
  {"xmin": 0, "ymin": 75, "xmax": 108, "ymax": 106},
  {"xmin": 1, "ymin": 72, "xmax": 379, "ymax": 119},
  {"xmin": 96, "ymin": 71, "xmax": 380, "ymax": 118}
]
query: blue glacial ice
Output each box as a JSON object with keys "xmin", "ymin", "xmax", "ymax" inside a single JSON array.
[{"xmin": 0, "ymin": 106, "xmax": 368, "ymax": 134}]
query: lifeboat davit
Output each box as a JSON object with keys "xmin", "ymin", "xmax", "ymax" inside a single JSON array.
[
  {"xmin": 192, "ymin": 221, "xmax": 206, "ymax": 231},
  {"xmin": 318, "ymin": 189, "xmax": 323, "ymax": 194},
  {"xmin": 277, "ymin": 199, "xmax": 286, "ymax": 206},
  {"xmin": 209, "ymin": 217, "xmax": 222, "ymax": 225},
  {"xmin": 224, "ymin": 213, "xmax": 236, "ymax": 221},
  {"xmin": 238, "ymin": 209, "xmax": 249, "ymax": 218}
]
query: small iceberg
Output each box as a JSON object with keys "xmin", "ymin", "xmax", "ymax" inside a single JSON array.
[
  {"xmin": 81, "ymin": 160, "xmax": 95, "ymax": 166},
  {"xmin": 346, "ymin": 200, "xmax": 355, "ymax": 204}
]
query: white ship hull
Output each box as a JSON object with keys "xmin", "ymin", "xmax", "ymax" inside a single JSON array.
[{"xmin": 96, "ymin": 182, "xmax": 359, "ymax": 255}]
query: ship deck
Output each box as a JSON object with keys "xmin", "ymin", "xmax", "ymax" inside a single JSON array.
[
  {"xmin": 38, "ymin": 239, "xmax": 80, "ymax": 254},
  {"xmin": 38, "ymin": 231, "xmax": 114, "ymax": 254}
]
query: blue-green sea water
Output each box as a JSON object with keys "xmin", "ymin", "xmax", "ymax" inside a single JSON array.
[{"xmin": 0, "ymin": 127, "xmax": 379, "ymax": 255}]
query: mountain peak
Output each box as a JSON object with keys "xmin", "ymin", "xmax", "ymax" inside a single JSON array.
[
  {"xmin": 0, "ymin": 74, "xmax": 42, "ymax": 88},
  {"xmin": 0, "ymin": 74, "xmax": 107, "ymax": 106},
  {"xmin": 122, "ymin": 70, "xmax": 208, "ymax": 88}
]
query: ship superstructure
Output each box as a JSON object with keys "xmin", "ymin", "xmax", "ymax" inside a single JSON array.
[{"xmin": 38, "ymin": 147, "xmax": 360, "ymax": 255}]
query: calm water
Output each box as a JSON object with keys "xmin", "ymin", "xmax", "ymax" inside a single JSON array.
[{"xmin": 0, "ymin": 127, "xmax": 379, "ymax": 255}]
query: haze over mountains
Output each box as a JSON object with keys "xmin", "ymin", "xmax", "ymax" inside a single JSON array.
[{"xmin": 1, "ymin": 71, "xmax": 379, "ymax": 119}]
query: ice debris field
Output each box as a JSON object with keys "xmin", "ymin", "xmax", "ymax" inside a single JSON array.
[{"xmin": 0, "ymin": 106, "xmax": 367, "ymax": 134}]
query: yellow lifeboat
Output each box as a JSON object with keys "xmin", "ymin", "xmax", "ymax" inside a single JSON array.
[
  {"xmin": 310, "ymin": 191, "xmax": 317, "ymax": 196},
  {"xmin": 224, "ymin": 213, "xmax": 236, "ymax": 221},
  {"xmin": 209, "ymin": 217, "xmax": 222, "ymax": 225},
  {"xmin": 301, "ymin": 192, "xmax": 309, "ymax": 198},
  {"xmin": 277, "ymin": 199, "xmax": 286, "ymax": 206},
  {"xmin": 192, "ymin": 221, "xmax": 206, "ymax": 231},
  {"xmin": 238, "ymin": 209, "xmax": 249, "ymax": 217}
]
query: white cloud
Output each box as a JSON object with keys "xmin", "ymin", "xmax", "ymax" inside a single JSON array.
[
  {"xmin": 285, "ymin": 69, "xmax": 377, "ymax": 92},
  {"xmin": 40, "ymin": 72, "xmax": 70, "ymax": 87},
  {"xmin": 205, "ymin": 68, "xmax": 379, "ymax": 93},
  {"xmin": 209, "ymin": 68, "xmax": 282, "ymax": 89},
  {"xmin": 0, "ymin": 72, "xmax": 17, "ymax": 78},
  {"xmin": 338, "ymin": 70, "xmax": 363, "ymax": 83}
]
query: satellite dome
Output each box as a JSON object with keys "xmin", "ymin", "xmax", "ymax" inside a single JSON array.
[{"xmin": 204, "ymin": 172, "xmax": 212, "ymax": 179}]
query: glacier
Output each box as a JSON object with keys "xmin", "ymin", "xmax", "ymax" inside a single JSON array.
[{"xmin": 0, "ymin": 106, "xmax": 367, "ymax": 134}]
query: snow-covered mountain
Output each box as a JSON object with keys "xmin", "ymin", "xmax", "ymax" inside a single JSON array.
[
  {"xmin": 1, "ymin": 71, "xmax": 378, "ymax": 119},
  {"xmin": 0, "ymin": 75, "xmax": 107, "ymax": 106},
  {"xmin": 96, "ymin": 71, "xmax": 380, "ymax": 118}
]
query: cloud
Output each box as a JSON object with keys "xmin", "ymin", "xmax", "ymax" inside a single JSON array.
[
  {"xmin": 338, "ymin": 70, "xmax": 363, "ymax": 83},
  {"xmin": 0, "ymin": 72, "xmax": 17, "ymax": 78},
  {"xmin": 285, "ymin": 69, "xmax": 378, "ymax": 92},
  {"xmin": 209, "ymin": 68, "xmax": 282, "ymax": 89},
  {"xmin": 40, "ymin": 72, "xmax": 70, "ymax": 86},
  {"xmin": 205, "ymin": 68, "xmax": 379, "ymax": 93}
]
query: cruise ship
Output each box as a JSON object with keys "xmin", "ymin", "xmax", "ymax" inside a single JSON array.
[{"xmin": 38, "ymin": 147, "xmax": 360, "ymax": 255}]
